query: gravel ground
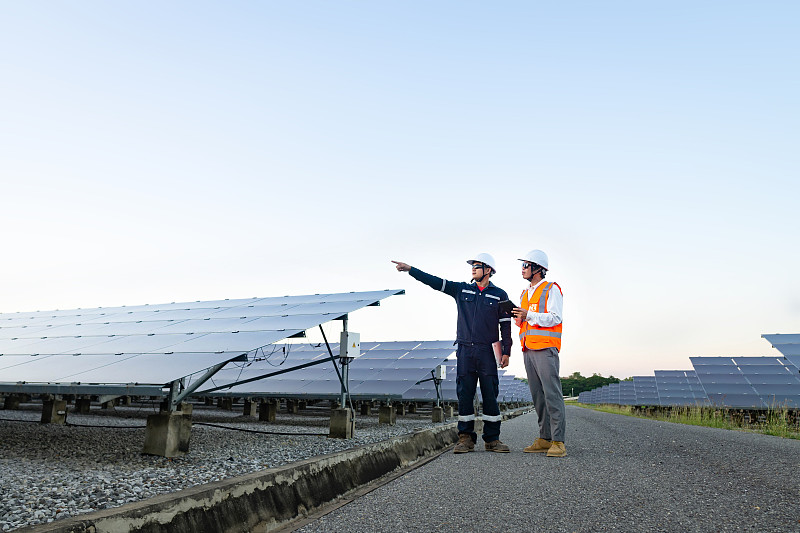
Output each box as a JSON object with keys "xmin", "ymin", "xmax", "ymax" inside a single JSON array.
[
  {"xmin": 0, "ymin": 400, "xmax": 444, "ymax": 532},
  {"xmin": 298, "ymin": 405, "xmax": 800, "ymax": 533}
]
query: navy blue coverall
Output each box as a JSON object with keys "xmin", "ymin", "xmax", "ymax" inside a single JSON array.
[{"xmin": 409, "ymin": 267, "xmax": 513, "ymax": 443}]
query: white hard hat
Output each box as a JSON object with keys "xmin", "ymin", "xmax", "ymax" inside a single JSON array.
[
  {"xmin": 518, "ymin": 249, "xmax": 549, "ymax": 270},
  {"xmin": 467, "ymin": 252, "xmax": 497, "ymax": 273}
]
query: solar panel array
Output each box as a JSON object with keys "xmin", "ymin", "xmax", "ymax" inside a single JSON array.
[
  {"xmin": 693, "ymin": 356, "xmax": 800, "ymax": 408},
  {"xmin": 0, "ymin": 290, "xmax": 403, "ymax": 396},
  {"xmin": 580, "ymin": 337, "xmax": 800, "ymax": 409},
  {"xmin": 498, "ymin": 372, "xmax": 532, "ymax": 403}
]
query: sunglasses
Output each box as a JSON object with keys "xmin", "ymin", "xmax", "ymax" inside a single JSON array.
[
  {"xmin": 471, "ymin": 263, "xmax": 487, "ymax": 270},
  {"xmin": 522, "ymin": 262, "xmax": 536, "ymax": 269}
]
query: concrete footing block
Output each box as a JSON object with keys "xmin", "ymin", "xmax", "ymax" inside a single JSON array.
[
  {"xmin": 101, "ymin": 400, "xmax": 115, "ymax": 410},
  {"xmin": 243, "ymin": 400, "xmax": 257, "ymax": 417},
  {"xmin": 4, "ymin": 395, "xmax": 21, "ymax": 410},
  {"xmin": 444, "ymin": 405, "xmax": 454, "ymax": 417},
  {"xmin": 408, "ymin": 403, "xmax": 417, "ymax": 414},
  {"xmin": 287, "ymin": 399, "xmax": 299, "ymax": 414},
  {"xmin": 259, "ymin": 400, "xmax": 277, "ymax": 422},
  {"xmin": 74, "ymin": 398, "xmax": 91, "ymax": 414},
  {"xmin": 143, "ymin": 412, "xmax": 192, "ymax": 457},
  {"xmin": 41, "ymin": 399, "xmax": 68, "ymax": 424},
  {"xmin": 379, "ymin": 405, "xmax": 396, "ymax": 425},
  {"xmin": 432, "ymin": 406, "xmax": 444, "ymax": 422},
  {"xmin": 329, "ymin": 408, "xmax": 355, "ymax": 439},
  {"xmin": 360, "ymin": 402, "xmax": 371, "ymax": 416},
  {"xmin": 396, "ymin": 403, "xmax": 406, "ymax": 416}
]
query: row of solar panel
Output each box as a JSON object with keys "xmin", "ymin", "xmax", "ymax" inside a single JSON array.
[
  {"xmin": 579, "ymin": 339, "xmax": 800, "ymax": 408},
  {"xmin": 0, "ymin": 291, "xmax": 405, "ymax": 391},
  {"xmin": 0, "ymin": 291, "xmax": 405, "ymax": 356}
]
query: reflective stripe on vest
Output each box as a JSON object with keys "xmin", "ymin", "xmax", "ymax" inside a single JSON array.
[
  {"xmin": 519, "ymin": 281, "xmax": 562, "ymax": 351},
  {"xmin": 520, "ymin": 330, "xmax": 562, "ymax": 338}
]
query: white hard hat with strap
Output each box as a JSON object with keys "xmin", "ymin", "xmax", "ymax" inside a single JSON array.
[{"xmin": 466, "ymin": 252, "xmax": 497, "ymax": 273}]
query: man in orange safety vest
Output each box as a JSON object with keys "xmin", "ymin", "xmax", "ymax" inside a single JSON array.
[{"xmin": 511, "ymin": 249, "xmax": 567, "ymax": 457}]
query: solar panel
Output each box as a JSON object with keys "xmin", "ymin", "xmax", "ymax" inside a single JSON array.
[
  {"xmin": 655, "ymin": 370, "xmax": 709, "ymax": 406},
  {"xmin": 618, "ymin": 381, "xmax": 636, "ymax": 405},
  {"xmin": 606, "ymin": 383, "xmax": 620, "ymax": 405},
  {"xmin": 0, "ymin": 290, "xmax": 403, "ymax": 396},
  {"xmin": 691, "ymin": 357, "xmax": 765, "ymax": 408},
  {"xmin": 0, "ymin": 290, "xmax": 402, "ymax": 347},
  {"xmin": 633, "ymin": 376, "xmax": 658, "ymax": 405},
  {"xmin": 599, "ymin": 384, "xmax": 610, "ymax": 403}
]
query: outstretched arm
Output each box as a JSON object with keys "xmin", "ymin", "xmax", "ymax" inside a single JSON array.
[{"xmin": 391, "ymin": 260, "xmax": 458, "ymax": 298}]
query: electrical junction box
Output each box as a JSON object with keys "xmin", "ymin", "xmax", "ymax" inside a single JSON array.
[
  {"xmin": 435, "ymin": 364, "xmax": 446, "ymax": 380},
  {"xmin": 339, "ymin": 331, "xmax": 361, "ymax": 359}
]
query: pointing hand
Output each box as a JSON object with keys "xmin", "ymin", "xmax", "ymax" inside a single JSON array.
[{"xmin": 391, "ymin": 261, "xmax": 411, "ymax": 272}]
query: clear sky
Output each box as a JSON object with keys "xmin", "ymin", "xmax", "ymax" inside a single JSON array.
[{"xmin": 1, "ymin": 2, "xmax": 798, "ymax": 380}]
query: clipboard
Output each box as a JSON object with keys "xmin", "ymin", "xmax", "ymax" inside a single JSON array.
[{"xmin": 499, "ymin": 300, "xmax": 515, "ymax": 314}]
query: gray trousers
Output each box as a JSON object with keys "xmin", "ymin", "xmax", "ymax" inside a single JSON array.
[{"xmin": 523, "ymin": 347, "xmax": 566, "ymax": 442}]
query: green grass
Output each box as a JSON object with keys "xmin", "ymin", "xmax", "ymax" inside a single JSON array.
[{"xmin": 568, "ymin": 401, "xmax": 800, "ymax": 440}]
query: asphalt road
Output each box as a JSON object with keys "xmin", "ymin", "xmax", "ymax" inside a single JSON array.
[{"xmin": 297, "ymin": 405, "xmax": 800, "ymax": 532}]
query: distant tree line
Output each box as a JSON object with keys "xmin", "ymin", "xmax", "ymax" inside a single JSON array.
[
  {"xmin": 515, "ymin": 372, "xmax": 626, "ymax": 396},
  {"xmin": 560, "ymin": 372, "xmax": 622, "ymax": 396}
]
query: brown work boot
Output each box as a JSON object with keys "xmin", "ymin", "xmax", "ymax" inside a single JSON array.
[
  {"xmin": 523, "ymin": 438, "xmax": 552, "ymax": 453},
  {"xmin": 546, "ymin": 441, "xmax": 567, "ymax": 457},
  {"xmin": 484, "ymin": 440, "xmax": 510, "ymax": 453},
  {"xmin": 453, "ymin": 434, "xmax": 475, "ymax": 454}
]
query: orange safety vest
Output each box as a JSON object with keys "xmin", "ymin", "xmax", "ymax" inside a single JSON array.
[{"xmin": 519, "ymin": 281, "xmax": 562, "ymax": 351}]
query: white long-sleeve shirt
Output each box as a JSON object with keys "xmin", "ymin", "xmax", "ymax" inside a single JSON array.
[{"xmin": 518, "ymin": 279, "xmax": 563, "ymax": 328}]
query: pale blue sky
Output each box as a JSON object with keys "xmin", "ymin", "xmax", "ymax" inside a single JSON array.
[{"xmin": 1, "ymin": 2, "xmax": 798, "ymax": 379}]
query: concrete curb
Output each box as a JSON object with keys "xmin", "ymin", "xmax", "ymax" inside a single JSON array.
[{"xmin": 21, "ymin": 408, "xmax": 530, "ymax": 533}]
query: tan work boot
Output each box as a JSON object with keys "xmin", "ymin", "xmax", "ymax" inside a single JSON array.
[
  {"xmin": 523, "ymin": 438, "xmax": 552, "ymax": 453},
  {"xmin": 546, "ymin": 441, "xmax": 567, "ymax": 457},
  {"xmin": 484, "ymin": 440, "xmax": 510, "ymax": 453},
  {"xmin": 453, "ymin": 434, "xmax": 475, "ymax": 454}
]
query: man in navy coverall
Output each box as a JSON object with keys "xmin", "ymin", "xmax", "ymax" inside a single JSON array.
[{"xmin": 392, "ymin": 254, "xmax": 513, "ymax": 453}]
